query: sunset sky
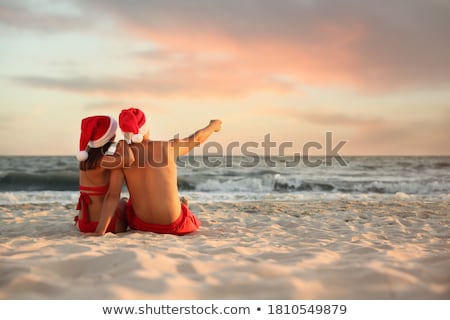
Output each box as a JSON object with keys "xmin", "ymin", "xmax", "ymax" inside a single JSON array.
[{"xmin": 1, "ymin": 0, "xmax": 449, "ymax": 156}]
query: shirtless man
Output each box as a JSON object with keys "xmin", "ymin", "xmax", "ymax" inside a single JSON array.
[{"xmin": 93, "ymin": 107, "xmax": 222, "ymax": 235}]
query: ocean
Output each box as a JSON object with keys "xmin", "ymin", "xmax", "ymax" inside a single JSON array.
[{"xmin": 0, "ymin": 155, "xmax": 449, "ymax": 205}]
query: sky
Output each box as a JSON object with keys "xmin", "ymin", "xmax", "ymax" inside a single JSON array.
[{"xmin": 1, "ymin": 0, "xmax": 449, "ymax": 156}]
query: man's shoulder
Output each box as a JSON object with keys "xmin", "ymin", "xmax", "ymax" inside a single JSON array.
[{"xmin": 101, "ymin": 139, "xmax": 137, "ymax": 169}]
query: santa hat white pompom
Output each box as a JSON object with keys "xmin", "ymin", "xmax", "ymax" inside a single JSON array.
[
  {"xmin": 119, "ymin": 107, "xmax": 147, "ymax": 144},
  {"xmin": 76, "ymin": 150, "xmax": 89, "ymax": 162},
  {"xmin": 132, "ymin": 133, "xmax": 143, "ymax": 143}
]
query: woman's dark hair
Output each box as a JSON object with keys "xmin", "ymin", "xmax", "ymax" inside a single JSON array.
[{"xmin": 79, "ymin": 138, "xmax": 115, "ymax": 171}]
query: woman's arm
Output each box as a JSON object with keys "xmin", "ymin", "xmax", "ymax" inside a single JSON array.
[{"xmin": 93, "ymin": 168, "xmax": 125, "ymax": 235}]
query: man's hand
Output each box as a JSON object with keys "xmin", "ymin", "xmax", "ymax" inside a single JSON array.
[{"xmin": 209, "ymin": 119, "xmax": 222, "ymax": 132}]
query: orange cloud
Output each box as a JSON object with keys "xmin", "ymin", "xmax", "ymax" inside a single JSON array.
[
  {"xmin": 125, "ymin": 19, "xmax": 366, "ymax": 90},
  {"xmin": 12, "ymin": 49, "xmax": 295, "ymax": 98}
]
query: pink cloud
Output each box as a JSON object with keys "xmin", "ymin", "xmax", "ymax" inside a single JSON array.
[
  {"xmin": 9, "ymin": 0, "xmax": 450, "ymax": 97},
  {"xmin": 79, "ymin": 0, "xmax": 450, "ymax": 93}
]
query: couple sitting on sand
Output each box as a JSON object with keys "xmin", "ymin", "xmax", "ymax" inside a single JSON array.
[{"xmin": 75, "ymin": 107, "xmax": 222, "ymax": 236}]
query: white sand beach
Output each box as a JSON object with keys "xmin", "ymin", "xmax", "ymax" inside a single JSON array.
[{"xmin": 0, "ymin": 198, "xmax": 449, "ymax": 300}]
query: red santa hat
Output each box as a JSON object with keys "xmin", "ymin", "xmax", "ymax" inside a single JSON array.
[
  {"xmin": 119, "ymin": 107, "xmax": 148, "ymax": 143},
  {"xmin": 76, "ymin": 115, "xmax": 117, "ymax": 161}
]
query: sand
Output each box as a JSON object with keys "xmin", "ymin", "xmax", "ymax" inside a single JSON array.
[{"xmin": 0, "ymin": 198, "xmax": 449, "ymax": 299}]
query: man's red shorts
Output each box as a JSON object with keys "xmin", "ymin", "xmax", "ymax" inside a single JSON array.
[{"xmin": 125, "ymin": 200, "xmax": 201, "ymax": 235}]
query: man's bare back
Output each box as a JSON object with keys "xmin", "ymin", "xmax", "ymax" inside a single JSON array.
[
  {"xmin": 124, "ymin": 140, "xmax": 182, "ymax": 225},
  {"xmin": 122, "ymin": 116, "xmax": 222, "ymax": 226}
]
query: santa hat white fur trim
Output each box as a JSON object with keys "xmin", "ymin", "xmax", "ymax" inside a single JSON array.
[{"xmin": 76, "ymin": 116, "xmax": 118, "ymax": 162}]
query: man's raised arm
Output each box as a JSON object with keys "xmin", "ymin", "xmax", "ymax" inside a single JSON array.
[{"xmin": 171, "ymin": 120, "xmax": 222, "ymax": 157}]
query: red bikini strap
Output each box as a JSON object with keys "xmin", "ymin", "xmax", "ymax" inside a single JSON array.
[{"xmin": 79, "ymin": 184, "xmax": 109, "ymax": 195}]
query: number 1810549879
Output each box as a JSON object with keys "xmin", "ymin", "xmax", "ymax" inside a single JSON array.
[{"xmin": 268, "ymin": 304, "xmax": 347, "ymax": 315}]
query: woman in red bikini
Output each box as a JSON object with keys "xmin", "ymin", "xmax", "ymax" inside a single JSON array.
[{"xmin": 74, "ymin": 115, "xmax": 128, "ymax": 234}]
